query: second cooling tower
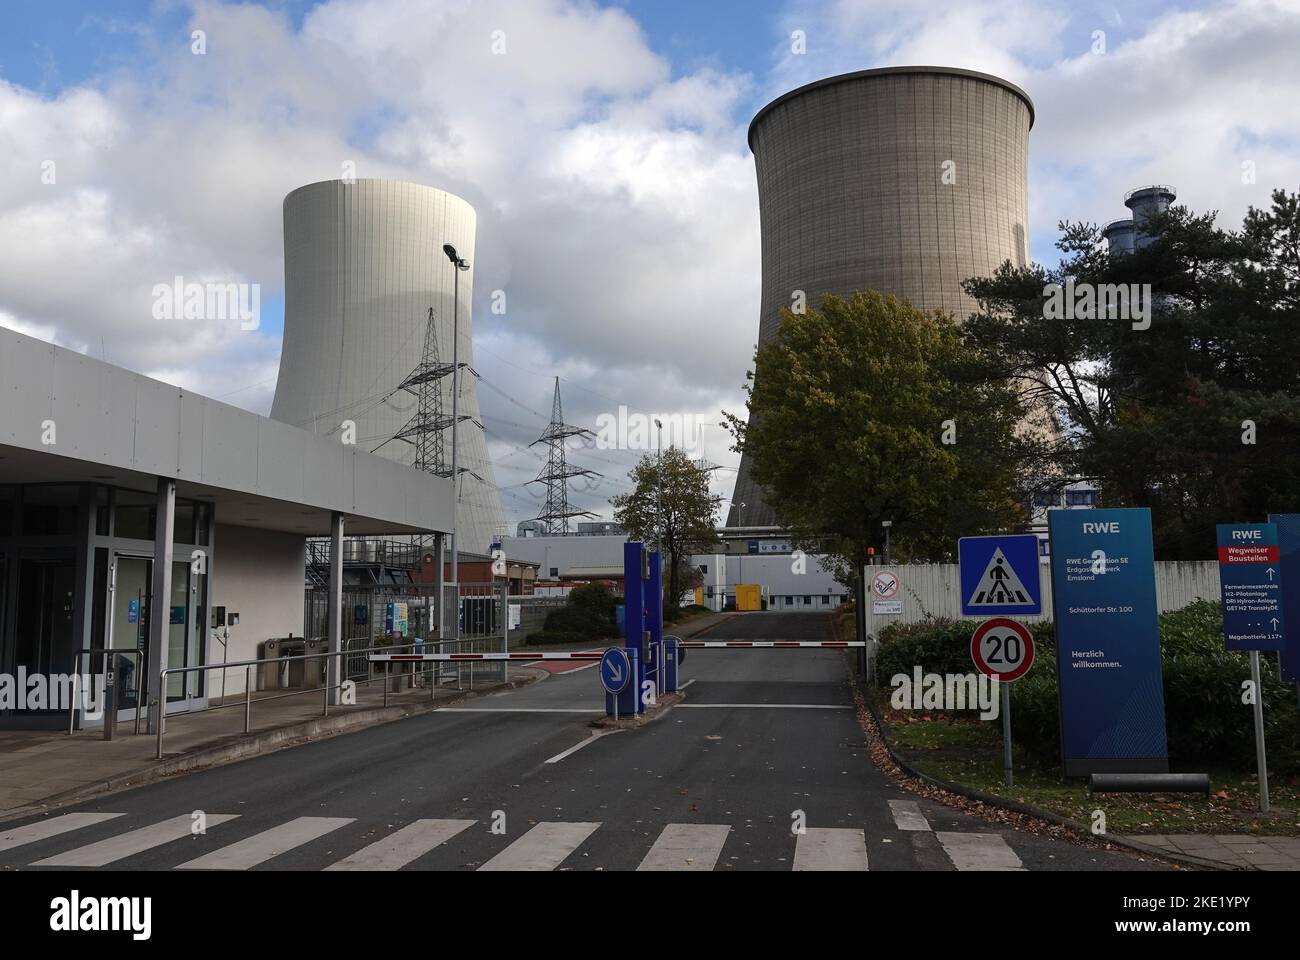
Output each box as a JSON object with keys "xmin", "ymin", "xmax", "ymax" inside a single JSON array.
[
  {"xmin": 271, "ymin": 179, "xmax": 504, "ymax": 553},
  {"xmin": 728, "ymin": 66, "xmax": 1033, "ymax": 528}
]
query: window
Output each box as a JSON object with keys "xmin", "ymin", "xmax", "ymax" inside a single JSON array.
[
  {"xmin": 803, "ymin": 595, "xmax": 812, "ymax": 604},
  {"xmin": 784, "ymin": 596, "xmax": 793, "ymax": 605},
  {"xmin": 821, "ymin": 595, "xmax": 830, "ymax": 605},
  {"xmin": 113, "ymin": 489, "xmax": 155, "ymax": 540},
  {"xmin": 1032, "ymin": 489, "xmax": 1060, "ymax": 507},
  {"xmin": 1066, "ymin": 489, "xmax": 1098, "ymax": 507},
  {"xmin": 173, "ymin": 501, "xmax": 196, "ymax": 546},
  {"xmin": 21, "ymin": 485, "xmax": 78, "ymax": 536},
  {"xmin": 549, "ymin": 567, "xmax": 558, "ymax": 578}
]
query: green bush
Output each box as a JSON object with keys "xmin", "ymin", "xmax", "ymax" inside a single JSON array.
[
  {"xmin": 534, "ymin": 583, "xmax": 618, "ymax": 644},
  {"xmin": 876, "ymin": 617, "xmax": 1054, "ymax": 681},
  {"xmin": 874, "ymin": 600, "xmax": 1300, "ymax": 773}
]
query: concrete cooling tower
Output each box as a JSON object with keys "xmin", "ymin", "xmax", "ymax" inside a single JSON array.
[
  {"xmin": 271, "ymin": 179, "xmax": 504, "ymax": 553},
  {"xmin": 727, "ymin": 67, "xmax": 1033, "ymax": 528}
]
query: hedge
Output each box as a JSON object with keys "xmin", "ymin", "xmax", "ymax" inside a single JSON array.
[
  {"xmin": 874, "ymin": 601, "xmax": 1300, "ymax": 773},
  {"xmin": 525, "ymin": 582, "xmax": 619, "ymax": 645}
]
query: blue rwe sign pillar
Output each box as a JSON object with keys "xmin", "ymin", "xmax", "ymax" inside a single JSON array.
[
  {"xmin": 1216, "ymin": 523, "xmax": 1284, "ymax": 650},
  {"xmin": 1268, "ymin": 514, "xmax": 1300, "ymax": 682},
  {"xmin": 647, "ymin": 550, "xmax": 663, "ymax": 700},
  {"xmin": 608, "ymin": 542, "xmax": 651, "ymax": 716},
  {"xmin": 1048, "ymin": 507, "xmax": 1169, "ymax": 777}
]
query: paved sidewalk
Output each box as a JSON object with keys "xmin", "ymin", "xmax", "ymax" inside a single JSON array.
[
  {"xmin": 0, "ymin": 665, "xmax": 531, "ymax": 820},
  {"xmin": 0, "ymin": 612, "xmax": 736, "ymax": 821},
  {"xmin": 1120, "ymin": 833, "xmax": 1300, "ymax": 870}
]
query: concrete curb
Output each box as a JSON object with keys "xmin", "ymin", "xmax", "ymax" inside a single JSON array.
[
  {"xmin": 856, "ymin": 678, "xmax": 1238, "ymax": 872},
  {"xmin": 0, "ymin": 673, "xmax": 538, "ymax": 825}
]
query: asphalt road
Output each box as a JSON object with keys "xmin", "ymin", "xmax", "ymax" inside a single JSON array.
[{"xmin": 0, "ymin": 612, "xmax": 1168, "ymax": 871}]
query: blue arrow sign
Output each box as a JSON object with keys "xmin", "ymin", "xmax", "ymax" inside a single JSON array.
[
  {"xmin": 600, "ymin": 647, "xmax": 631, "ymax": 695},
  {"xmin": 1217, "ymin": 523, "xmax": 1285, "ymax": 651},
  {"xmin": 958, "ymin": 534, "xmax": 1042, "ymax": 616}
]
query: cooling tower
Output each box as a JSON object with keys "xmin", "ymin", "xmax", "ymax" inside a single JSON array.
[
  {"xmin": 271, "ymin": 179, "xmax": 504, "ymax": 553},
  {"xmin": 728, "ymin": 67, "xmax": 1033, "ymax": 528}
]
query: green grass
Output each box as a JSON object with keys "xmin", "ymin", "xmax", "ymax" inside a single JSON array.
[{"xmin": 883, "ymin": 708, "xmax": 1300, "ymax": 836}]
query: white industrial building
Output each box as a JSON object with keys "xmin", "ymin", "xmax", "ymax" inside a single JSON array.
[
  {"xmin": 502, "ymin": 533, "xmax": 846, "ymax": 610},
  {"xmin": 0, "ymin": 326, "xmax": 451, "ymax": 729}
]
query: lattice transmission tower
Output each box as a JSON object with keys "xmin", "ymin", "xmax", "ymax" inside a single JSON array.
[
  {"xmin": 529, "ymin": 377, "xmax": 599, "ymax": 534},
  {"xmin": 380, "ymin": 307, "xmax": 483, "ymax": 546}
]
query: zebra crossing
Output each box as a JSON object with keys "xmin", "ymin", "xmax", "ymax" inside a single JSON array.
[{"xmin": 0, "ymin": 799, "xmax": 1026, "ymax": 872}]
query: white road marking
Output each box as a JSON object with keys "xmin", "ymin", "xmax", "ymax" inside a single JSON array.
[
  {"xmin": 888, "ymin": 799, "xmax": 932, "ymax": 832},
  {"xmin": 544, "ymin": 729, "xmax": 626, "ymax": 764},
  {"xmin": 793, "ymin": 827, "xmax": 868, "ymax": 871},
  {"xmin": 0, "ymin": 812, "xmax": 124, "ymax": 853},
  {"xmin": 674, "ymin": 703, "xmax": 851, "ymax": 710},
  {"xmin": 479, "ymin": 821, "xmax": 600, "ymax": 871},
  {"xmin": 637, "ymin": 823, "xmax": 731, "ymax": 871},
  {"xmin": 324, "ymin": 819, "xmax": 475, "ymax": 871},
  {"xmin": 935, "ymin": 832, "xmax": 1025, "ymax": 871},
  {"xmin": 176, "ymin": 816, "xmax": 354, "ymax": 870},
  {"xmin": 32, "ymin": 814, "xmax": 239, "ymax": 867},
  {"xmin": 679, "ymin": 679, "xmax": 696, "ymax": 690}
]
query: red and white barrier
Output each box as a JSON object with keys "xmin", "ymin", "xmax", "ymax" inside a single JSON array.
[
  {"xmin": 367, "ymin": 652, "xmax": 604, "ymax": 662},
  {"xmin": 676, "ymin": 641, "xmax": 866, "ymax": 648},
  {"xmin": 368, "ymin": 641, "xmax": 865, "ymax": 662}
]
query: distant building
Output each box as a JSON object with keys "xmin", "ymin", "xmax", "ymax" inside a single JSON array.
[{"xmin": 1103, "ymin": 185, "xmax": 1177, "ymax": 255}]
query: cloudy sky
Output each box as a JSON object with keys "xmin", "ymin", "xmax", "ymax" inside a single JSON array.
[{"xmin": 2, "ymin": 0, "xmax": 1298, "ymax": 531}]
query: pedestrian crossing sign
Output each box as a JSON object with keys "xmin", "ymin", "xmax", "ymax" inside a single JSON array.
[{"xmin": 958, "ymin": 535, "xmax": 1042, "ymax": 616}]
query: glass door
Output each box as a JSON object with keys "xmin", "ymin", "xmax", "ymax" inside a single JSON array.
[
  {"xmin": 108, "ymin": 555, "xmax": 150, "ymax": 717},
  {"xmin": 166, "ymin": 559, "xmax": 206, "ymax": 711},
  {"xmin": 109, "ymin": 554, "xmax": 206, "ymax": 716}
]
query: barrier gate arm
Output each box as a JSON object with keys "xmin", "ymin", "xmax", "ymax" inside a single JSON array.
[{"xmin": 366, "ymin": 641, "xmax": 865, "ymax": 664}]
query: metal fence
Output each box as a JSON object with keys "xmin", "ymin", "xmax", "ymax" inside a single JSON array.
[
  {"xmin": 304, "ymin": 587, "xmax": 438, "ymax": 643},
  {"xmin": 866, "ymin": 560, "xmax": 1222, "ymax": 626}
]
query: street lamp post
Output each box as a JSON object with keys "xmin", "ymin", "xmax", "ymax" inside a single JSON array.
[
  {"xmin": 654, "ymin": 418, "xmax": 663, "ymax": 551},
  {"xmin": 443, "ymin": 243, "xmax": 470, "ymax": 642}
]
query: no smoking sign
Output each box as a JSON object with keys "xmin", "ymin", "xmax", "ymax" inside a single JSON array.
[{"xmin": 870, "ymin": 571, "xmax": 899, "ymax": 600}]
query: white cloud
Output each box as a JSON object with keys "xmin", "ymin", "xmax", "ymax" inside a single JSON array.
[
  {"xmin": 770, "ymin": 0, "xmax": 1300, "ymax": 261},
  {"xmin": 0, "ymin": 0, "xmax": 759, "ymax": 529},
  {"xmin": 4, "ymin": 0, "xmax": 1298, "ymax": 529}
]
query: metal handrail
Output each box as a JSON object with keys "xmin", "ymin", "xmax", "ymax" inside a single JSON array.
[
  {"xmin": 153, "ymin": 635, "xmax": 494, "ymax": 760},
  {"xmin": 69, "ymin": 648, "xmax": 147, "ymax": 736}
]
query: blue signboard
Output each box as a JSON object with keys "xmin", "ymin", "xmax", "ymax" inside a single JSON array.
[
  {"xmin": 127, "ymin": 598, "xmax": 139, "ymax": 624},
  {"xmin": 600, "ymin": 647, "xmax": 631, "ymax": 695},
  {"xmin": 1048, "ymin": 508, "xmax": 1169, "ymax": 776},
  {"xmin": 958, "ymin": 534, "xmax": 1042, "ymax": 616},
  {"xmin": 1216, "ymin": 523, "xmax": 1284, "ymax": 651},
  {"xmin": 1268, "ymin": 513, "xmax": 1300, "ymax": 681}
]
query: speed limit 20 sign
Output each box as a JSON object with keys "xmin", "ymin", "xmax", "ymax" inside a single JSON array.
[{"xmin": 970, "ymin": 617, "xmax": 1035, "ymax": 682}]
